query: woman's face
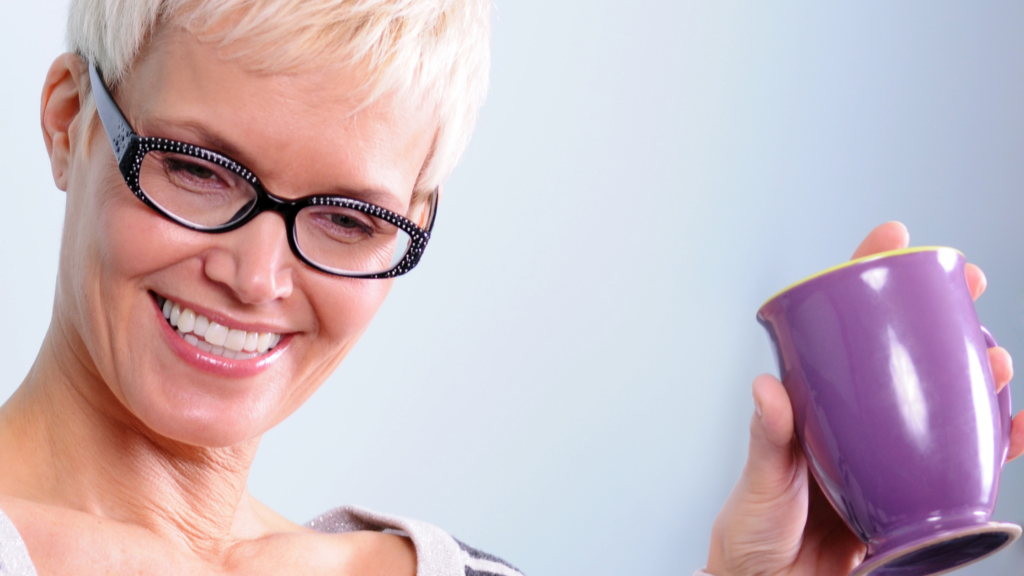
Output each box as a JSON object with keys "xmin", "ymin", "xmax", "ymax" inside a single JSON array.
[{"xmin": 52, "ymin": 26, "xmax": 438, "ymax": 447}]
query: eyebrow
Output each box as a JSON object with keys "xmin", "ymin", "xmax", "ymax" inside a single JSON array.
[
  {"xmin": 134, "ymin": 117, "xmax": 409, "ymax": 209},
  {"xmin": 136, "ymin": 117, "xmax": 257, "ymax": 170}
]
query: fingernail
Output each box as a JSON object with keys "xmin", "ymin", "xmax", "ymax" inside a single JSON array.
[{"xmin": 754, "ymin": 398, "xmax": 763, "ymax": 419}]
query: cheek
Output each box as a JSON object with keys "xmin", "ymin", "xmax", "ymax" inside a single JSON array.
[
  {"xmin": 92, "ymin": 189, "xmax": 197, "ymax": 345},
  {"xmin": 318, "ymin": 278, "xmax": 392, "ymax": 337},
  {"xmin": 63, "ymin": 160, "xmax": 201, "ymax": 373},
  {"xmin": 101, "ymin": 198, "xmax": 199, "ymax": 282},
  {"xmin": 303, "ymin": 276, "xmax": 394, "ymax": 366},
  {"xmin": 68, "ymin": 145, "xmax": 192, "ymax": 295}
]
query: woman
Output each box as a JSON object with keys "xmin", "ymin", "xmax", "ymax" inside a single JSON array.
[
  {"xmin": 0, "ymin": 0, "xmax": 511, "ymax": 574},
  {"xmin": 0, "ymin": 1, "xmax": 1020, "ymax": 575}
]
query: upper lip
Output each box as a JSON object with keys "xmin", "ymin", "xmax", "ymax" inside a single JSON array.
[{"xmin": 153, "ymin": 292, "xmax": 295, "ymax": 335}]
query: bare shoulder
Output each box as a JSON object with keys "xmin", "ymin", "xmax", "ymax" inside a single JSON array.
[
  {"xmin": 0, "ymin": 494, "xmax": 103, "ymax": 540},
  {"xmin": 233, "ymin": 527, "xmax": 415, "ymax": 576},
  {"xmin": 246, "ymin": 499, "xmax": 415, "ymax": 575},
  {"xmin": 0, "ymin": 495, "xmax": 202, "ymax": 575},
  {"xmin": 333, "ymin": 531, "xmax": 417, "ymax": 576}
]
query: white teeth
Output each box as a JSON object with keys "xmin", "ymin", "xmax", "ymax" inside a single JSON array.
[
  {"xmin": 205, "ymin": 323, "xmax": 229, "ymax": 347},
  {"xmin": 224, "ymin": 329, "xmax": 247, "ymax": 352},
  {"xmin": 159, "ymin": 295, "xmax": 283, "ymax": 359},
  {"xmin": 256, "ymin": 332, "xmax": 273, "ymax": 353},
  {"xmin": 243, "ymin": 332, "xmax": 258, "ymax": 353},
  {"xmin": 177, "ymin": 309, "xmax": 195, "ymax": 333},
  {"xmin": 193, "ymin": 315, "xmax": 210, "ymax": 337}
]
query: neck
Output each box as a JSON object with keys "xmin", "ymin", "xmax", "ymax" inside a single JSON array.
[{"xmin": 0, "ymin": 319, "xmax": 270, "ymax": 557}]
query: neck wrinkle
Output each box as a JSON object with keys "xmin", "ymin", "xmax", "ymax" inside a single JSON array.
[{"xmin": 0, "ymin": 316, "xmax": 268, "ymax": 563}]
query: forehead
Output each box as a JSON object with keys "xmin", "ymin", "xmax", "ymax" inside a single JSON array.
[{"xmin": 114, "ymin": 25, "xmax": 439, "ymax": 208}]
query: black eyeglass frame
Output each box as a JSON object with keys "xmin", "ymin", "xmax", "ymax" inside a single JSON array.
[{"xmin": 88, "ymin": 61, "xmax": 436, "ymax": 279}]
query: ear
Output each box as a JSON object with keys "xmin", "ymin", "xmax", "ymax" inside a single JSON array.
[{"xmin": 41, "ymin": 53, "xmax": 88, "ymax": 192}]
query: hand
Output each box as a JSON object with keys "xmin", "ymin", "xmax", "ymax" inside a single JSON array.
[{"xmin": 705, "ymin": 221, "xmax": 1024, "ymax": 576}]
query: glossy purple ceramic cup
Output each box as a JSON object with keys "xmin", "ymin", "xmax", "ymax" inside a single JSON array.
[{"xmin": 757, "ymin": 247, "xmax": 1020, "ymax": 576}]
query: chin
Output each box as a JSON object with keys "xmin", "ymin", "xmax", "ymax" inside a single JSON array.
[
  {"xmin": 132, "ymin": 394, "xmax": 279, "ymax": 449},
  {"xmin": 115, "ymin": 364, "xmax": 295, "ymax": 449}
]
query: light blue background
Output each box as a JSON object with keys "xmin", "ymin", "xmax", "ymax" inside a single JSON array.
[{"xmin": 3, "ymin": 2, "xmax": 1024, "ymax": 575}]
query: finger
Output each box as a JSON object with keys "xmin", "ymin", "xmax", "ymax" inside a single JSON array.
[
  {"xmin": 744, "ymin": 374, "xmax": 800, "ymax": 497},
  {"xmin": 965, "ymin": 263, "xmax": 987, "ymax": 302},
  {"xmin": 989, "ymin": 347, "xmax": 1013, "ymax": 394},
  {"xmin": 1008, "ymin": 411, "xmax": 1024, "ymax": 462},
  {"xmin": 753, "ymin": 374, "xmax": 795, "ymax": 448},
  {"xmin": 851, "ymin": 221, "xmax": 910, "ymax": 260},
  {"xmin": 803, "ymin": 474, "xmax": 867, "ymax": 571}
]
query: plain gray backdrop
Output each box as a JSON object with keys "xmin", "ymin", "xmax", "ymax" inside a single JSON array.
[{"xmin": 3, "ymin": 2, "xmax": 1024, "ymax": 575}]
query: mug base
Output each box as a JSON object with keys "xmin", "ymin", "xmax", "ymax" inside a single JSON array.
[{"xmin": 850, "ymin": 522, "xmax": 1021, "ymax": 576}]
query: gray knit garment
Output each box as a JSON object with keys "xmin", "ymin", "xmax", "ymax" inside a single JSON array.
[{"xmin": 0, "ymin": 510, "xmax": 35, "ymax": 576}]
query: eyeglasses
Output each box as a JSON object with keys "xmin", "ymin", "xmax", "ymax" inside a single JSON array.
[{"xmin": 88, "ymin": 61, "xmax": 436, "ymax": 279}]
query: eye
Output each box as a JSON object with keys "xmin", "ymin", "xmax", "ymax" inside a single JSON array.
[
  {"xmin": 165, "ymin": 158, "xmax": 220, "ymax": 182},
  {"xmin": 301, "ymin": 206, "xmax": 384, "ymax": 245},
  {"xmin": 328, "ymin": 213, "xmax": 373, "ymax": 235}
]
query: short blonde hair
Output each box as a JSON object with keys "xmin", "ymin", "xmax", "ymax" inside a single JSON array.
[{"xmin": 67, "ymin": 0, "xmax": 491, "ymax": 195}]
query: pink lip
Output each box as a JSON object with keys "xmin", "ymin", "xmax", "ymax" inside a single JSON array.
[{"xmin": 153, "ymin": 297, "xmax": 289, "ymax": 378}]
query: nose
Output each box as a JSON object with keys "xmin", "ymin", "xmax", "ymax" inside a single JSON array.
[{"xmin": 202, "ymin": 212, "xmax": 295, "ymax": 304}]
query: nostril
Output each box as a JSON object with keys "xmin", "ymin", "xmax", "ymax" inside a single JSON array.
[
  {"xmin": 201, "ymin": 212, "xmax": 295, "ymax": 304},
  {"xmin": 236, "ymin": 275, "xmax": 276, "ymax": 304}
]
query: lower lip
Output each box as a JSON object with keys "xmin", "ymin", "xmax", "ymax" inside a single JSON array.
[{"xmin": 153, "ymin": 297, "xmax": 289, "ymax": 378}]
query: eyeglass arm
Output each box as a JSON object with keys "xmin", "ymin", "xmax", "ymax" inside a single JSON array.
[{"xmin": 88, "ymin": 61, "xmax": 136, "ymax": 166}]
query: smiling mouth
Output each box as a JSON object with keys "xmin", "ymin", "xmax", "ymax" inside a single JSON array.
[{"xmin": 154, "ymin": 294, "xmax": 283, "ymax": 361}]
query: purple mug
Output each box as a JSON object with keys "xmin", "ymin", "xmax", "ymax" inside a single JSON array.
[{"xmin": 757, "ymin": 247, "xmax": 1020, "ymax": 576}]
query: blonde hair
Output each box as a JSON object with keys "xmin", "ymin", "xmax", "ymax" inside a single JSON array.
[{"xmin": 67, "ymin": 0, "xmax": 491, "ymax": 195}]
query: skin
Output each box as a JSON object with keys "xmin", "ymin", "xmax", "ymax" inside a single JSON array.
[
  {"xmin": 0, "ymin": 23, "xmax": 436, "ymax": 575},
  {"xmin": 706, "ymin": 221, "xmax": 1024, "ymax": 576}
]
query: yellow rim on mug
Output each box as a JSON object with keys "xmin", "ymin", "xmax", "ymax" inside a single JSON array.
[{"xmin": 759, "ymin": 246, "xmax": 965, "ymax": 311}]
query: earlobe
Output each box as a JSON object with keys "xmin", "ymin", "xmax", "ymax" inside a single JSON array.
[{"xmin": 41, "ymin": 53, "xmax": 87, "ymax": 192}]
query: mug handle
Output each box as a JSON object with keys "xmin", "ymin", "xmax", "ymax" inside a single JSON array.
[{"xmin": 981, "ymin": 326, "xmax": 1012, "ymax": 463}]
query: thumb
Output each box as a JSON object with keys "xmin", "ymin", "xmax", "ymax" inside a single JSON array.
[
  {"xmin": 742, "ymin": 374, "xmax": 801, "ymax": 498},
  {"xmin": 706, "ymin": 375, "xmax": 808, "ymax": 574}
]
